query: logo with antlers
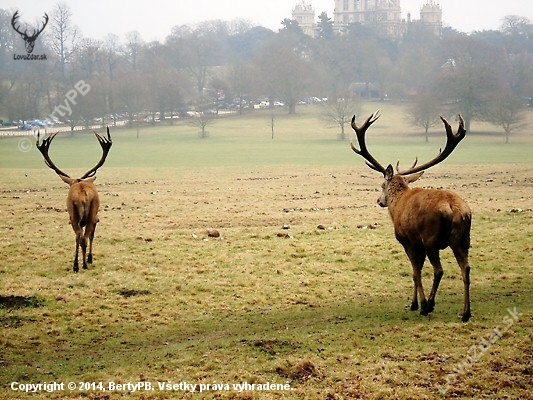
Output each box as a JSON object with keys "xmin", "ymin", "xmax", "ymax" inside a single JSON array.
[{"xmin": 11, "ymin": 11, "xmax": 49, "ymax": 54}]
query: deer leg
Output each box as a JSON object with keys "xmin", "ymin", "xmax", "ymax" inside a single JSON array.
[
  {"xmin": 453, "ymin": 248, "xmax": 471, "ymax": 322},
  {"xmin": 73, "ymin": 228, "xmax": 83, "ymax": 273},
  {"xmin": 87, "ymin": 223, "xmax": 96, "ymax": 265},
  {"xmin": 414, "ymin": 266, "xmax": 430, "ymax": 316},
  {"xmin": 410, "ymin": 280, "xmax": 418, "ymax": 311},
  {"xmin": 405, "ymin": 246, "xmax": 426, "ymax": 314},
  {"xmin": 426, "ymin": 250, "xmax": 444, "ymax": 314},
  {"xmin": 80, "ymin": 229, "xmax": 88, "ymax": 270}
]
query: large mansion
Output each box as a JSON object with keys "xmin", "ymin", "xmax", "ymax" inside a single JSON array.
[{"xmin": 292, "ymin": 0, "xmax": 443, "ymax": 38}]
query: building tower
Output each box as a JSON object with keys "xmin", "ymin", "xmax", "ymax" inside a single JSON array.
[
  {"xmin": 333, "ymin": 0, "xmax": 402, "ymax": 38},
  {"xmin": 420, "ymin": 1, "xmax": 442, "ymax": 36},
  {"xmin": 292, "ymin": 1, "xmax": 316, "ymax": 37}
]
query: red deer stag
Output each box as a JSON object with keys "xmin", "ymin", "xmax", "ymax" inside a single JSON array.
[
  {"xmin": 36, "ymin": 128, "xmax": 112, "ymax": 273},
  {"xmin": 350, "ymin": 111, "xmax": 471, "ymax": 322}
]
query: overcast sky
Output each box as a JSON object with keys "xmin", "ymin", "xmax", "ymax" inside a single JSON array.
[{"xmin": 2, "ymin": 0, "xmax": 532, "ymax": 42}]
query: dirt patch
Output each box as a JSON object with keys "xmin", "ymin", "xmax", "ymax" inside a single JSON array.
[
  {"xmin": 116, "ymin": 289, "xmax": 152, "ymax": 298},
  {"xmin": 0, "ymin": 315, "xmax": 36, "ymax": 328},
  {"xmin": 241, "ymin": 339, "xmax": 301, "ymax": 356},
  {"xmin": 276, "ymin": 359, "xmax": 320, "ymax": 382},
  {"xmin": 0, "ymin": 295, "xmax": 43, "ymax": 310}
]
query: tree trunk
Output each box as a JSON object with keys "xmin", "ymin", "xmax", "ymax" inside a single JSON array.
[{"xmin": 288, "ymin": 102, "xmax": 296, "ymax": 114}]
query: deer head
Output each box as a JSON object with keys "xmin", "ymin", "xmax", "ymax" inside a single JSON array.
[
  {"xmin": 11, "ymin": 11, "xmax": 49, "ymax": 54},
  {"xmin": 350, "ymin": 110, "xmax": 466, "ymax": 207}
]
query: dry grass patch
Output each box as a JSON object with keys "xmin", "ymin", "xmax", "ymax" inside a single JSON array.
[{"xmin": 1, "ymin": 164, "xmax": 532, "ymax": 399}]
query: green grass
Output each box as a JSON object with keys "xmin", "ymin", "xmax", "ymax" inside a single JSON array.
[
  {"xmin": 1, "ymin": 103, "xmax": 532, "ymax": 399},
  {"xmin": 1, "ymin": 104, "xmax": 532, "ymax": 173}
]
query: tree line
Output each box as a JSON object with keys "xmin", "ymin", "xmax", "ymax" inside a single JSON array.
[{"xmin": 0, "ymin": 3, "xmax": 532, "ymax": 142}]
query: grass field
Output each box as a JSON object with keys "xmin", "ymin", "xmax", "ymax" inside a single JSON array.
[{"xmin": 1, "ymin": 104, "xmax": 532, "ymax": 399}]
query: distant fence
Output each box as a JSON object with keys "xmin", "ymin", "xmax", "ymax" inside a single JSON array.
[{"xmin": 0, "ymin": 121, "xmax": 127, "ymax": 138}]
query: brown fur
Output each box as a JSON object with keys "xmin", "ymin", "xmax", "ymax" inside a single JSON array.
[
  {"xmin": 61, "ymin": 176, "xmax": 100, "ymax": 272},
  {"xmin": 381, "ymin": 165, "xmax": 472, "ymax": 322}
]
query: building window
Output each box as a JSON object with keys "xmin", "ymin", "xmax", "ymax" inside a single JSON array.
[{"xmin": 344, "ymin": 0, "xmax": 349, "ymax": 11}]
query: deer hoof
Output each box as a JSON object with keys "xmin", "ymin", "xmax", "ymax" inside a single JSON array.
[
  {"xmin": 87, "ymin": 254, "xmax": 93, "ymax": 264},
  {"xmin": 420, "ymin": 299, "xmax": 429, "ymax": 316},
  {"xmin": 427, "ymin": 299, "xmax": 435, "ymax": 313},
  {"xmin": 410, "ymin": 301, "xmax": 418, "ymax": 311},
  {"xmin": 461, "ymin": 311, "xmax": 471, "ymax": 323}
]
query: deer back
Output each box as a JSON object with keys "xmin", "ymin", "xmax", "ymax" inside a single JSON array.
[
  {"xmin": 385, "ymin": 177, "xmax": 471, "ymax": 250},
  {"xmin": 66, "ymin": 180, "xmax": 100, "ymax": 228}
]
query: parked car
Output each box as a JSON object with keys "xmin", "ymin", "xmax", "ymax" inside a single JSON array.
[{"xmin": 31, "ymin": 120, "xmax": 46, "ymax": 127}]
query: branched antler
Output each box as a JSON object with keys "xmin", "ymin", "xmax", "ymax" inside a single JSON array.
[
  {"xmin": 36, "ymin": 131, "xmax": 70, "ymax": 179},
  {"xmin": 81, "ymin": 127, "xmax": 113, "ymax": 179},
  {"xmin": 350, "ymin": 110, "xmax": 387, "ymax": 175},
  {"xmin": 37, "ymin": 127, "xmax": 112, "ymax": 180},
  {"xmin": 396, "ymin": 115, "xmax": 466, "ymax": 175}
]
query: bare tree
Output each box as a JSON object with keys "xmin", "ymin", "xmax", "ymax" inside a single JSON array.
[
  {"xmin": 143, "ymin": 45, "xmax": 190, "ymax": 124},
  {"xmin": 408, "ymin": 92, "xmax": 441, "ymax": 142},
  {"xmin": 114, "ymin": 72, "xmax": 148, "ymax": 128},
  {"xmin": 124, "ymin": 30, "xmax": 144, "ymax": 71},
  {"xmin": 207, "ymin": 76, "xmax": 228, "ymax": 117},
  {"xmin": 47, "ymin": 2, "xmax": 78, "ymax": 78},
  {"xmin": 102, "ymin": 34, "xmax": 122, "ymax": 125},
  {"xmin": 254, "ymin": 31, "xmax": 315, "ymax": 114},
  {"xmin": 74, "ymin": 38, "xmax": 103, "ymax": 79},
  {"xmin": 322, "ymin": 97, "xmax": 359, "ymax": 140},
  {"xmin": 438, "ymin": 36, "xmax": 502, "ymax": 133},
  {"xmin": 485, "ymin": 90, "xmax": 526, "ymax": 143},
  {"xmin": 227, "ymin": 62, "xmax": 256, "ymax": 115},
  {"xmin": 190, "ymin": 96, "xmax": 216, "ymax": 138},
  {"xmin": 0, "ymin": 9, "xmax": 18, "ymax": 56}
]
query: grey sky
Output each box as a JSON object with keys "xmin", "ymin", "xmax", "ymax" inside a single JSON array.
[{"xmin": 2, "ymin": 0, "xmax": 532, "ymax": 42}]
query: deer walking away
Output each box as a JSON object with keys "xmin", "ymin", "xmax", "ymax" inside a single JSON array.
[
  {"xmin": 36, "ymin": 128, "xmax": 112, "ymax": 273},
  {"xmin": 350, "ymin": 111, "xmax": 471, "ymax": 322}
]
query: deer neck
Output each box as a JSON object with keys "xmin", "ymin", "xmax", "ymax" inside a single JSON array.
[{"xmin": 385, "ymin": 177, "xmax": 410, "ymax": 216}]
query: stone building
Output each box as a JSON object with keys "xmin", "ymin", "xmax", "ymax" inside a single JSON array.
[
  {"xmin": 419, "ymin": 1, "xmax": 443, "ymax": 36},
  {"xmin": 292, "ymin": 1, "xmax": 317, "ymax": 37},
  {"xmin": 291, "ymin": 0, "xmax": 443, "ymax": 38},
  {"xmin": 333, "ymin": 0, "xmax": 402, "ymax": 37}
]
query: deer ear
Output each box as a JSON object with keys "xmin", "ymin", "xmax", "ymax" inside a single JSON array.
[
  {"xmin": 60, "ymin": 176, "xmax": 76, "ymax": 186},
  {"xmin": 385, "ymin": 164, "xmax": 394, "ymax": 180},
  {"xmin": 404, "ymin": 171, "xmax": 424, "ymax": 183}
]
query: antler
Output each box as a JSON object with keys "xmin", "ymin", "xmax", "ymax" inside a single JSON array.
[
  {"xmin": 80, "ymin": 127, "xmax": 113, "ymax": 179},
  {"xmin": 36, "ymin": 131, "xmax": 71, "ymax": 179},
  {"xmin": 396, "ymin": 114, "xmax": 466, "ymax": 176},
  {"xmin": 36, "ymin": 127, "xmax": 112, "ymax": 180},
  {"xmin": 350, "ymin": 110, "xmax": 387, "ymax": 175}
]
